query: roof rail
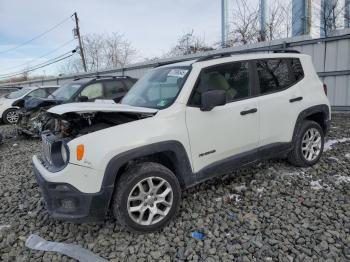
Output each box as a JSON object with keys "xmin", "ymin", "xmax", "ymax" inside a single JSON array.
[
  {"xmin": 196, "ymin": 48, "xmax": 300, "ymax": 63},
  {"xmin": 73, "ymin": 75, "xmax": 130, "ymax": 80}
]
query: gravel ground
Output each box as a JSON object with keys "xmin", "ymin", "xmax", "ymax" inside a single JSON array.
[{"xmin": 0, "ymin": 113, "xmax": 349, "ymax": 262}]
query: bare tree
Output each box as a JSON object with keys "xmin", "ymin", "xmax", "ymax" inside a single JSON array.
[
  {"xmin": 227, "ymin": 0, "xmax": 293, "ymax": 47},
  {"xmin": 227, "ymin": 0, "xmax": 260, "ymax": 46},
  {"xmin": 267, "ymin": 0, "xmax": 293, "ymax": 40},
  {"xmin": 103, "ymin": 32, "xmax": 136, "ymax": 68},
  {"xmin": 166, "ymin": 30, "xmax": 213, "ymax": 57},
  {"xmin": 59, "ymin": 33, "xmax": 136, "ymax": 74},
  {"xmin": 83, "ymin": 34, "xmax": 105, "ymax": 71}
]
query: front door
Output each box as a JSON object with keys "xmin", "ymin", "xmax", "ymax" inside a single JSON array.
[{"xmin": 185, "ymin": 60, "xmax": 259, "ymax": 178}]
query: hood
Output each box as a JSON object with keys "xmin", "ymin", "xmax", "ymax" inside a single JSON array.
[
  {"xmin": 16, "ymin": 97, "xmax": 62, "ymax": 111},
  {"xmin": 48, "ymin": 101, "xmax": 158, "ymax": 115}
]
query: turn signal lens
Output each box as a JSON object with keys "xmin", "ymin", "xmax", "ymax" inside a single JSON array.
[{"xmin": 76, "ymin": 144, "xmax": 84, "ymax": 161}]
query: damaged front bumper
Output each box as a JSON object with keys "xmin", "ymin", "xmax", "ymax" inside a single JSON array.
[{"xmin": 32, "ymin": 155, "xmax": 113, "ymax": 222}]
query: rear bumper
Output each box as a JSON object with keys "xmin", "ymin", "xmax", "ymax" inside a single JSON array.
[{"xmin": 33, "ymin": 157, "xmax": 113, "ymax": 222}]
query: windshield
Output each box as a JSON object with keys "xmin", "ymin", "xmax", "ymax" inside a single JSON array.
[
  {"xmin": 6, "ymin": 88, "xmax": 32, "ymax": 99},
  {"xmin": 121, "ymin": 66, "xmax": 190, "ymax": 109},
  {"xmin": 49, "ymin": 83, "xmax": 81, "ymax": 101}
]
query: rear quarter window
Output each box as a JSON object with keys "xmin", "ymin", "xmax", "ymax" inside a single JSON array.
[
  {"xmin": 256, "ymin": 58, "xmax": 304, "ymax": 95},
  {"xmin": 290, "ymin": 58, "xmax": 304, "ymax": 81}
]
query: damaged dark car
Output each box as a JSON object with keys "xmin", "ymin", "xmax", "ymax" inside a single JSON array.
[{"xmin": 15, "ymin": 75, "xmax": 137, "ymax": 137}]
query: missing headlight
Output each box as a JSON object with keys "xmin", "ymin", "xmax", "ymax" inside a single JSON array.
[
  {"xmin": 42, "ymin": 132, "xmax": 70, "ymax": 171},
  {"xmin": 51, "ymin": 141, "xmax": 69, "ymax": 169}
]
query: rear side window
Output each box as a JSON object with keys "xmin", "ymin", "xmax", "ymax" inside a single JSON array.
[
  {"xmin": 123, "ymin": 79, "xmax": 137, "ymax": 90},
  {"xmin": 256, "ymin": 58, "xmax": 304, "ymax": 95},
  {"xmin": 104, "ymin": 80, "xmax": 126, "ymax": 99}
]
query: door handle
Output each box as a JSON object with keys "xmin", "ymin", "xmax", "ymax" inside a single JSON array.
[
  {"xmin": 289, "ymin": 96, "xmax": 303, "ymax": 103},
  {"xmin": 240, "ymin": 108, "xmax": 257, "ymax": 116}
]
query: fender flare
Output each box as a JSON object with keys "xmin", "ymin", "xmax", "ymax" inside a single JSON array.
[
  {"xmin": 102, "ymin": 140, "xmax": 194, "ymax": 190},
  {"xmin": 291, "ymin": 104, "xmax": 330, "ymax": 145}
]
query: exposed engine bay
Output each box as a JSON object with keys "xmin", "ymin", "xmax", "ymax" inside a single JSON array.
[
  {"xmin": 14, "ymin": 97, "xmax": 61, "ymax": 137},
  {"xmin": 48, "ymin": 111, "xmax": 154, "ymax": 139}
]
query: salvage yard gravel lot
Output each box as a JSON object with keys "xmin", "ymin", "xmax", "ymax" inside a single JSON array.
[{"xmin": 0, "ymin": 113, "xmax": 349, "ymax": 261}]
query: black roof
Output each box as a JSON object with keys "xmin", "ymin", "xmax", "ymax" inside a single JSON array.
[{"xmin": 196, "ymin": 49, "xmax": 300, "ymax": 63}]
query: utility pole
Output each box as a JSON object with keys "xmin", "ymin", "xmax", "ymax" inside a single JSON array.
[
  {"xmin": 221, "ymin": 0, "xmax": 229, "ymax": 48},
  {"xmin": 259, "ymin": 0, "xmax": 268, "ymax": 41},
  {"xmin": 73, "ymin": 12, "xmax": 87, "ymax": 72}
]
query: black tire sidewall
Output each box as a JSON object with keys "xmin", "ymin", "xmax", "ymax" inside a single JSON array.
[
  {"xmin": 297, "ymin": 121, "xmax": 324, "ymax": 166},
  {"xmin": 113, "ymin": 163, "xmax": 181, "ymax": 232}
]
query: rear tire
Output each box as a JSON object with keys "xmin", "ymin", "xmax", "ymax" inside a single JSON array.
[
  {"xmin": 288, "ymin": 120, "xmax": 324, "ymax": 167},
  {"xmin": 3, "ymin": 108, "xmax": 19, "ymax": 124},
  {"xmin": 112, "ymin": 162, "xmax": 181, "ymax": 233}
]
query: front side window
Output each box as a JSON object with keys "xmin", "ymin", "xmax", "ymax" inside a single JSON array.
[
  {"xmin": 189, "ymin": 61, "xmax": 250, "ymax": 106},
  {"xmin": 50, "ymin": 83, "xmax": 81, "ymax": 101},
  {"xmin": 121, "ymin": 66, "xmax": 190, "ymax": 109},
  {"xmin": 257, "ymin": 59, "xmax": 295, "ymax": 94},
  {"xmin": 79, "ymin": 83, "xmax": 103, "ymax": 101}
]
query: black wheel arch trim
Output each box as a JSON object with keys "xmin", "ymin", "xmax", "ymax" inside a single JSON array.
[
  {"xmin": 102, "ymin": 141, "xmax": 194, "ymax": 189},
  {"xmin": 292, "ymin": 104, "xmax": 330, "ymax": 145}
]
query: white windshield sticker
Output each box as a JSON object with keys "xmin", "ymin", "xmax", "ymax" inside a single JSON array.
[{"xmin": 168, "ymin": 69, "xmax": 188, "ymax": 78}]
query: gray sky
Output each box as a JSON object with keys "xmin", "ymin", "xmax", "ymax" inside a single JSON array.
[{"xmin": 0, "ymin": 0, "xmax": 222, "ymax": 76}]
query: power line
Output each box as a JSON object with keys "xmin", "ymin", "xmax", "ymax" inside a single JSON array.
[
  {"xmin": 1, "ymin": 39, "xmax": 76, "ymax": 72},
  {"xmin": 0, "ymin": 14, "xmax": 73, "ymax": 55},
  {"xmin": 0, "ymin": 53, "xmax": 75, "ymax": 80},
  {"xmin": 0, "ymin": 49, "xmax": 77, "ymax": 79}
]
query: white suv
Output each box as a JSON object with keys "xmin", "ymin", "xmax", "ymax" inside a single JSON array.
[{"xmin": 32, "ymin": 50, "xmax": 331, "ymax": 232}]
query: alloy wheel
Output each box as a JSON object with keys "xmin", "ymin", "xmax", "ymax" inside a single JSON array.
[
  {"xmin": 6, "ymin": 110, "xmax": 19, "ymax": 124},
  {"xmin": 301, "ymin": 127, "xmax": 322, "ymax": 161},
  {"xmin": 127, "ymin": 176, "xmax": 173, "ymax": 226}
]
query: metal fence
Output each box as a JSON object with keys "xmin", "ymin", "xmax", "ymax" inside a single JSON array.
[{"xmin": 2, "ymin": 29, "xmax": 350, "ymax": 110}]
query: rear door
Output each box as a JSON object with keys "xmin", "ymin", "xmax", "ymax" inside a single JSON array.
[
  {"xmin": 255, "ymin": 58, "xmax": 305, "ymax": 152},
  {"xmin": 186, "ymin": 60, "xmax": 260, "ymax": 176}
]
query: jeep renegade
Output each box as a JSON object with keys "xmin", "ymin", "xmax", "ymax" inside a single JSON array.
[{"xmin": 32, "ymin": 50, "xmax": 331, "ymax": 232}]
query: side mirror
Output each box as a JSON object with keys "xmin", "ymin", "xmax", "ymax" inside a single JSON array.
[
  {"xmin": 200, "ymin": 90, "xmax": 226, "ymax": 111},
  {"xmin": 78, "ymin": 96, "xmax": 89, "ymax": 102}
]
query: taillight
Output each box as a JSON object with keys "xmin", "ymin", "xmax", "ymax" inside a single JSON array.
[{"xmin": 323, "ymin": 84, "xmax": 328, "ymax": 96}]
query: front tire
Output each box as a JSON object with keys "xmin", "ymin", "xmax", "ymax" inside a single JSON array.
[
  {"xmin": 112, "ymin": 162, "xmax": 181, "ymax": 233},
  {"xmin": 288, "ymin": 120, "xmax": 324, "ymax": 167},
  {"xmin": 3, "ymin": 108, "xmax": 20, "ymax": 124}
]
